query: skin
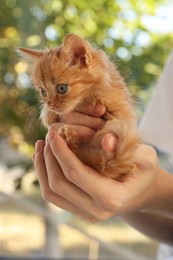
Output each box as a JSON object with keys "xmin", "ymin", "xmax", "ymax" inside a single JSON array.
[{"xmin": 33, "ymin": 104, "xmax": 173, "ymax": 245}]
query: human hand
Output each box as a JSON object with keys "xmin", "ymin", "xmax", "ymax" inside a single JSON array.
[
  {"xmin": 33, "ymin": 129, "xmax": 159, "ymax": 222},
  {"xmin": 44, "ymin": 103, "xmax": 106, "ymax": 147},
  {"xmin": 50, "ymin": 101, "xmax": 119, "ymax": 159}
]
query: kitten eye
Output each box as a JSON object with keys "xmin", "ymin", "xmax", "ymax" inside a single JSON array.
[
  {"xmin": 39, "ymin": 87, "xmax": 47, "ymax": 97},
  {"xmin": 56, "ymin": 83, "xmax": 68, "ymax": 94}
]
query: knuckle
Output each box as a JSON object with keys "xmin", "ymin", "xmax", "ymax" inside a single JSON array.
[
  {"xmin": 41, "ymin": 188, "xmax": 52, "ymax": 202},
  {"xmin": 48, "ymin": 179, "xmax": 58, "ymax": 193},
  {"xmin": 80, "ymin": 215, "xmax": 98, "ymax": 223},
  {"xmin": 65, "ymin": 167, "xmax": 77, "ymax": 182},
  {"xmin": 107, "ymin": 198, "xmax": 121, "ymax": 212},
  {"xmin": 98, "ymin": 193, "xmax": 121, "ymax": 212},
  {"xmin": 94, "ymin": 210, "xmax": 113, "ymax": 222},
  {"xmin": 48, "ymin": 179, "xmax": 64, "ymax": 195},
  {"xmin": 139, "ymin": 145, "xmax": 158, "ymax": 172},
  {"xmin": 37, "ymin": 179, "xmax": 53, "ymax": 202}
]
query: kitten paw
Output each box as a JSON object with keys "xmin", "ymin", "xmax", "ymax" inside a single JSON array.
[{"xmin": 58, "ymin": 125, "xmax": 77, "ymax": 145}]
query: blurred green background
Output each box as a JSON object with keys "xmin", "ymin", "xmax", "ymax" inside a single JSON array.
[
  {"xmin": 0, "ymin": 0, "xmax": 173, "ymax": 258},
  {"xmin": 1, "ymin": 0, "xmax": 173, "ymax": 152}
]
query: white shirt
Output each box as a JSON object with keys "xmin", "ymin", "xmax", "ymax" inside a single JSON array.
[{"xmin": 139, "ymin": 51, "xmax": 173, "ymax": 156}]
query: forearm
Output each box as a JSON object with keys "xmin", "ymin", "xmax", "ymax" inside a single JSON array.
[
  {"xmin": 121, "ymin": 167, "xmax": 173, "ymax": 244},
  {"xmin": 121, "ymin": 212, "xmax": 173, "ymax": 245}
]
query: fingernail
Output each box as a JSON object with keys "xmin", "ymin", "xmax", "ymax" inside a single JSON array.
[
  {"xmin": 45, "ymin": 134, "xmax": 49, "ymax": 144},
  {"xmin": 48, "ymin": 131, "xmax": 55, "ymax": 142},
  {"xmin": 109, "ymin": 136, "xmax": 117, "ymax": 151},
  {"xmin": 94, "ymin": 104, "xmax": 105, "ymax": 115},
  {"xmin": 35, "ymin": 141, "xmax": 43, "ymax": 153}
]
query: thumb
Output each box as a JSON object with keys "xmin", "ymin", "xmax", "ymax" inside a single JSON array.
[
  {"xmin": 47, "ymin": 130, "xmax": 83, "ymax": 172},
  {"xmin": 101, "ymin": 133, "xmax": 118, "ymax": 154}
]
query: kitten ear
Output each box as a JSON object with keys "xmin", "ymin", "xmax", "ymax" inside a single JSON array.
[
  {"xmin": 17, "ymin": 47, "xmax": 44, "ymax": 60},
  {"xmin": 63, "ymin": 34, "xmax": 90, "ymax": 68}
]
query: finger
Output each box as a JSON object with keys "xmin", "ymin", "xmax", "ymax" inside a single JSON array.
[
  {"xmin": 47, "ymin": 130, "xmax": 120, "ymax": 200},
  {"xmin": 48, "ymin": 123, "xmax": 96, "ymax": 141},
  {"xmin": 76, "ymin": 103, "xmax": 106, "ymax": 117},
  {"xmin": 44, "ymin": 143, "xmax": 106, "ymax": 219},
  {"xmin": 59, "ymin": 111, "xmax": 105, "ymax": 130},
  {"xmin": 47, "ymin": 131, "xmax": 140, "ymax": 215},
  {"xmin": 46, "ymin": 133, "xmax": 159, "ymax": 216},
  {"xmin": 33, "ymin": 140, "xmax": 45, "ymax": 161},
  {"xmin": 34, "ymin": 141, "xmax": 97, "ymax": 220},
  {"xmin": 101, "ymin": 133, "xmax": 118, "ymax": 154}
]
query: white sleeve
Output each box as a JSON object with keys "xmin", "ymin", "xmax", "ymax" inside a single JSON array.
[{"xmin": 139, "ymin": 52, "xmax": 173, "ymax": 156}]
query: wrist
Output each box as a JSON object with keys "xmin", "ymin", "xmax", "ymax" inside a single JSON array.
[{"xmin": 140, "ymin": 167, "xmax": 173, "ymax": 218}]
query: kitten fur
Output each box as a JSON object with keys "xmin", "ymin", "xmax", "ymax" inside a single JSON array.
[{"xmin": 19, "ymin": 33, "xmax": 141, "ymax": 180}]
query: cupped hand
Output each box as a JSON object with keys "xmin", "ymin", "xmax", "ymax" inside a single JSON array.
[
  {"xmin": 33, "ymin": 128, "xmax": 158, "ymax": 222},
  {"xmin": 33, "ymin": 103, "xmax": 160, "ymax": 222}
]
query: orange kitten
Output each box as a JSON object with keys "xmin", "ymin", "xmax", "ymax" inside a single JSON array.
[{"xmin": 19, "ymin": 34, "xmax": 141, "ymax": 180}]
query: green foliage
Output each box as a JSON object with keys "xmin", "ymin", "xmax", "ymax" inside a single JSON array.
[{"xmin": 0, "ymin": 0, "xmax": 173, "ymax": 149}]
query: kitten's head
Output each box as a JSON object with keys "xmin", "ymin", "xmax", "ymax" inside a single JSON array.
[{"xmin": 18, "ymin": 34, "xmax": 110, "ymax": 118}]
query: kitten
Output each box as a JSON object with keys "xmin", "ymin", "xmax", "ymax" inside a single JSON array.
[{"xmin": 19, "ymin": 33, "xmax": 141, "ymax": 180}]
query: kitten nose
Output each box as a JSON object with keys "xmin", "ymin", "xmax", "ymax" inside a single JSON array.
[{"xmin": 48, "ymin": 101, "xmax": 55, "ymax": 109}]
